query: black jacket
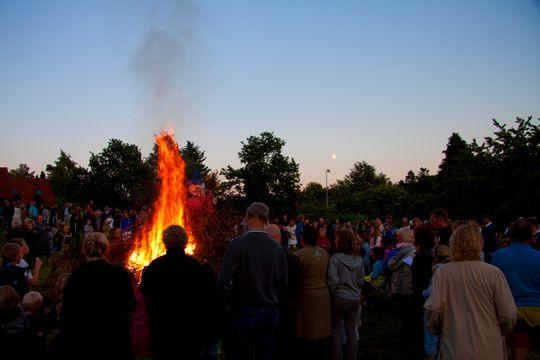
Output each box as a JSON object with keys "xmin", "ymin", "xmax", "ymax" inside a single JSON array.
[
  {"xmin": 59, "ymin": 259, "xmax": 135, "ymax": 360},
  {"xmin": 140, "ymin": 248, "xmax": 214, "ymax": 357}
]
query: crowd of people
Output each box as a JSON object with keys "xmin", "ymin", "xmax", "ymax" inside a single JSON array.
[{"xmin": 0, "ymin": 197, "xmax": 539, "ymax": 360}]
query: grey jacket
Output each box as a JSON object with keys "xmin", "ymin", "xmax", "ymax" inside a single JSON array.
[{"xmin": 328, "ymin": 253, "xmax": 365, "ymax": 301}]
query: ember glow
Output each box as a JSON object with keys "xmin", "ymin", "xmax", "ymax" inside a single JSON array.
[{"xmin": 127, "ymin": 129, "xmax": 195, "ymax": 277}]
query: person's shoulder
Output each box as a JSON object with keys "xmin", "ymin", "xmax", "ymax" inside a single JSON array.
[
  {"xmin": 492, "ymin": 246, "xmax": 510, "ymax": 261},
  {"xmin": 146, "ymin": 254, "xmax": 167, "ymax": 268},
  {"xmin": 184, "ymin": 254, "xmax": 203, "ymax": 268}
]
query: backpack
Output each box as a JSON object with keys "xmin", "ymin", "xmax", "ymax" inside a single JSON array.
[{"xmin": 0, "ymin": 264, "xmax": 28, "ymax": 297}]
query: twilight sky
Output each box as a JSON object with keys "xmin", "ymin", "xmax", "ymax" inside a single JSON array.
[{"xmin": 1, "ymin": 0, "xmax": 539, "ymax": 185}]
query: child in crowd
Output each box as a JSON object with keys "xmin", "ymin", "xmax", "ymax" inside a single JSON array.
[
  {"xmin": 317, "ymin": 227, "xmax": 331, "ymax": 252},
  {"xmin": 361, "ymin": 247, "xmax": 386, "ymax": 306},
  {"xmin": 0, "ymin": 285, "xmax": 30, "ymax": 357},
  {"xmin": 0, "ymin": 243, "xmax": 29, "ymax": 297},
  {"xmin": 22, "ymin": 291, "xmax": 48, "ymax": 356},
  {"xmin": 83, "ymin": 219, "xmax": 94, "ymax": 237},
  {"xmin": 22, "ymin": 291, "xmax": 43, "ymax": 317},
  {"xmin": 9, "ymin": 238, "xmax": 43, "ymax": 287}
]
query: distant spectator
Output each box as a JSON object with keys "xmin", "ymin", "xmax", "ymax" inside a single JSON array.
[
  {"xmin": 285, "ymin": 219, "xmax": 298, "ymax": 250},
  {"xmin": 481, "ymin": 214, "xmax": 498, "ymax": 263},
  {"xmin": 295, "ymin": 215, "xmax": 305, "ymax": 247},
  {"xmin": 429, "ymin": 208, "xmax": 452, "ymax": 246},
  {"xmin": 120, "ymin": 212, "xmax": 133, "ymax": 233},
  {"xmin": 28, "ymin": 201, "xmax": 38, "ymax": 220},
  {"xmin": 317, "ymin": 227, "xmax": 331, "ymax": 252},
  {"xmin": 369, "ymin": 226, "xmax": 382, "ymax": 249},
  {"xmin": 83, "ymin": 219, "xmax": 93, "ymax": 237},
  {"xmin": 493, "ymin": 219, "xmax": 540, "ymax": 360}
]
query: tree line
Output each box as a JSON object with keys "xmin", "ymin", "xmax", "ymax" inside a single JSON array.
[{"xmin": 8, "ymin": 117, "xmax": 539, "ymax": 224}]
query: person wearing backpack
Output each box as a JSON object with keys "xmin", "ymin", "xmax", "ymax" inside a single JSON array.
[{"xmin": 328, "ymin": 228, "xmax": 365, "ymax": 360}]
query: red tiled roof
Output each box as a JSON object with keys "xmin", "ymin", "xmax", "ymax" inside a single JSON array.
[{"xmin": 0, "ymin": 167, "xmax": 56, "ymax": 205}]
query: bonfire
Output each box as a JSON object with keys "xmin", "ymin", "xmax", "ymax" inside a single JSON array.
[{"xmin": 127, "ymin": 129, "xmax": 196, "ymax": 278}]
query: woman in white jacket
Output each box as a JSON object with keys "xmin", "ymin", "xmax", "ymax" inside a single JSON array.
[{"xmin": 328, "ymin": 228, "xmax": 365, "ymax": 360}]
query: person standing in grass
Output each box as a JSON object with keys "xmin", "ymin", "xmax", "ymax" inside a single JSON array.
[
  {"xmin": 328, "ymin": 228, "xmax": 364, "ymax": 360},
  {"xmin": 492, "ymin": 219, "xmax": 540, "ymax": 360},
  {"xmin": 295, "ymin": 224, "xmax": 331, "ymax": 354},
  {"xmin": 425, "ymin": 224, "xmax": 516, "ymax": 360},
  {"xmin": 59, "ymin": 232, "xmax": 136, "ymax": 360}
]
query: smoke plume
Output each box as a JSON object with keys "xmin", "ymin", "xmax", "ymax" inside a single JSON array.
[{"xmin": 131, "ymin": 0, "xmax": 197, "ymax": 131}]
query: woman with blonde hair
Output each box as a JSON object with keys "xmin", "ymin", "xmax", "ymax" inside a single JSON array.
[
  {"xmin": 424, "ymin": 224, "xmax": 517, "ymax": 359},
  {"xmin": 59, "ymin": 232, "xmax": 136, "ymax": 360}
]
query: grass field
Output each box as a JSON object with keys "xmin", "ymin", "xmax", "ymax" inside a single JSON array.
[{"xmin": 358, "ymin": 295, "xmax": 539, "ymax": 360}]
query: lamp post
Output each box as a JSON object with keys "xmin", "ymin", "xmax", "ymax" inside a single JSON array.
[{"xmin": 325, "ymin": 169, "xmax": 331, "ymax": 218}]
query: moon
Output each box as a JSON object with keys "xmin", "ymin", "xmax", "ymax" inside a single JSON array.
[{"xmin": 332, "ymin": 154, "xmax": 337, "ymax": 160}]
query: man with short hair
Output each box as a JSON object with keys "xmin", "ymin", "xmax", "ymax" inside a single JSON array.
[
  {"xmin": 218, "ymin": 202, "xmax": 288, "ymax": 360},
  {"xmin": 493, "ymin": 220, "xmax": 540, "ymax": 360},
  {"xmin": 481, "ymin": 214, "xmax": 498, "ymax": 263},
  {"xmin": 141, "ymin": 225, "xmax": 214, "ymax": 360},
  {"xmin": 429, "ymin": 208, "xmax": 452, "ymax": 246}
]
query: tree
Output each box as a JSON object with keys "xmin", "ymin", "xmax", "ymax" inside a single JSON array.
[
  {"xmin": 339, "ymin": 161, "xmax": 389, "ymax": 192},
  {"xmin": 480, "ymin": 117, "xmax": 540, "ymax": 220},
  {"xmin": 46, "ymin": 151, "xmax": 90, "ymax": 203},
  {"xmin": 88, "ymin": 139, "xmax": 151, "ymax": 207},
  {"xmin": 9, "ymin": 163, "xmax": 35, "ymax": 178},
  {"xmin": 181, "ymin": 141, "xmax": 210, "ymax": 179},
  {"xmin": 299, "ymin": 182, "xmax": 330, "ymax": 218},
  {"xmin": 221, "ymin": 132, "xmax": 301, "ymax": 214},
  {"xmin": 436, "ymin": 133, "xmax": 478, "ymax": 217}
]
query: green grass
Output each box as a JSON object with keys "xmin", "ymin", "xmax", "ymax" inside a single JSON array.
[{"xmin": 359, "ymin": 294, "xmax": 539, "ymax": 360}]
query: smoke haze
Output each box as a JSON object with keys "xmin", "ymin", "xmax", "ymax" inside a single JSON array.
[{"xmin": 130, "ymin": 0, "xmax": 197, "ymax": 133}]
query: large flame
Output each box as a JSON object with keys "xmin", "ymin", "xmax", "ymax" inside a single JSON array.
[{"xmin": 127, "ymin": 129, "xmax": 195, "ymax": 277}]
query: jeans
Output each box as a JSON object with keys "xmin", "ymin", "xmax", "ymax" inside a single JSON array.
[
  {"xmin": 423, "ymin": 310, "xmax": 439, "ymax": 357},
  {"xmin": 225, "ymin": 305, "xmax": 280, "ymax": 360}
]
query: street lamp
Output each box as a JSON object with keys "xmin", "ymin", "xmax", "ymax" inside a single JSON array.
[{"xmin": 325, "ymin": 169, "xmax": 331, "ymax": 218}]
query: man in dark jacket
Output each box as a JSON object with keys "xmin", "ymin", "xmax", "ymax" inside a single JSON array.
[
  {"xmin": 481, "ymin": 214, "xmax": 498, "ymax": 263},
  {"xmin": 140, "ymin": 225, "xmax": 214, "ymax": 360},
  {"xmin": 430, "ymin": 208, "xmax": 452, "ymax": 246},
  {"xmin": 218, "ymin": 202, "xmax": 288, "ymax": 360}
]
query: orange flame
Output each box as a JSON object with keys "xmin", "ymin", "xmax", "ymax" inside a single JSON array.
[{"xmin": 127, "ymin": 129, "xmax": 195, "ymax": 278}]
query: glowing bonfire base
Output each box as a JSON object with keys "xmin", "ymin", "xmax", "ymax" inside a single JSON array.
[{"xmin": 127, "ymin": 130, "xmax": 196, "ymax": 278}]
